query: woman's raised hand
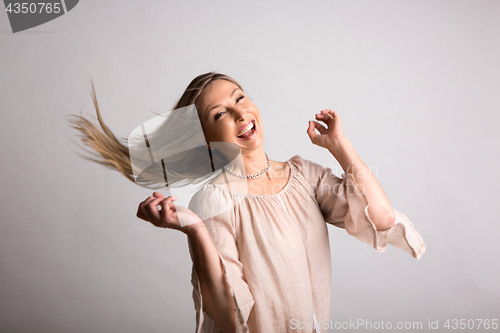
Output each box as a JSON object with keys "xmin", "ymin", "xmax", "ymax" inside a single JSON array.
[
  {"xmin": 307, "ymin": 109, "xmax": 348, "ymax": 151},
  {"xmin": 136, "ymin": 192, "xmax": 204, "ymax": 235}
]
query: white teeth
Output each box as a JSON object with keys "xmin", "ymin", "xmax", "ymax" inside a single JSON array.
[{"xmin": 237, "ymin": 122, "xmax": 254, "ymax": 137}]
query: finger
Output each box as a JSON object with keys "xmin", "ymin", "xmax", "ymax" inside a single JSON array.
[
  {"xmin": 159, "ymin": 196, "xmax": 178, "ymax": 212},
  {"xmin": 159, "ymin": 195, "xmax": 177, "ymax": 208},
  {"xmin": 136, "ymin": 207, "xmax": 146, "ymax": 220},
  {"xmin": 315, "ymin": 113, "xmax": 333, "ymax": 124},
  {"xmin": 320, "ymin": 109, "xmax": 335, "ymax": 115},
  {"xmin": 145, "ymin": 197, "xmax": 168, "ymax": 221},
  {"xmin": 141, "ymin": 196, "xmax": 155, "ymax": 206},
  {"xmin": 138, "ymin": 196, "xmax": 158, "ymax": 216},
  {"xmin": 316, "ymin": 110, "xmax": 338, "ymax": 118},
  {"xmin": 158, "ymin": 198, "xmax": 169, "ymax": 224},
  {"xmin": 149, "ymin": 196, "xmax": 167, "ymax": 209},
  {"xmin": 162, "ymin": 195, "xmax": 177, "ymax": 207},
  {"xmin": 312, "ymin": 121, "xmax": 328, "ymax": 134},
  {"xmin": 159, "ymin": 196, "xmax": 179, "ymax": 226},
  {"xmin": 152, "ymin": 191, "xmax": 166, "ymax": 199},
  {"xmin": 320, "ymin": 110, "xmax": 338, "ymax": 122},
  {"xmin": 316, "ymin": 112, "xmax": 334, "ymax": 119}
]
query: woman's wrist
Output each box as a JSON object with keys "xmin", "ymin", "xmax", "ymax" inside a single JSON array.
[
  {"xmin": 327, "ymin": 136, "xmax": 351, "ymax": 159},
  {"xmin": 181, "ymin": 220, "xmax": 207, "ymax": 237}
]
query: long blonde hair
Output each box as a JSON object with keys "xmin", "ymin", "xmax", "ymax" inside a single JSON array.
[{"xmin": 66, "ymin": 72, "xmax": 245, "ymax": 190}]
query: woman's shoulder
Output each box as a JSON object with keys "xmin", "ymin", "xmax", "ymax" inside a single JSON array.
[
  {"xmin": 286, "ymin": 155, "xmax": 338, "ymax": 189},
  {"xmin": 287, "ymin": 155, "xmax": 324, "ymax": 174},
  {"xmin": 189, "ymin": 183, "xmax": 228, "ymax": 207},
  {"xmin": 188, "ymin": 183, "xmax": 237, "ymax": 221}
]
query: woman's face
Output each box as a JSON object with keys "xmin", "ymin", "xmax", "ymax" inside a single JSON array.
[{"xmin": 197, "ymin": 79, "xmax": 264, "ymax": 152}]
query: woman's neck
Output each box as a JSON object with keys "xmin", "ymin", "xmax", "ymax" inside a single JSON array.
[{"xmin": 241, "ymin": 147, "xmax": 268, "ymax": 176}]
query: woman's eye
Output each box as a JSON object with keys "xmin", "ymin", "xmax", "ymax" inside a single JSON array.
[
  {"xmin": 214, "ymin": 111, "xmax": 224, "ymax": 120},
  {"xmin": 236, "ymin": 95, "xmax": 244, "ymax": 102}
]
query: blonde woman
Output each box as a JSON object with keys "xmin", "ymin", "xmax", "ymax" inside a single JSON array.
[{"xmin": 68, "ymin": 72, "xmax": 426, "ymax": 333}]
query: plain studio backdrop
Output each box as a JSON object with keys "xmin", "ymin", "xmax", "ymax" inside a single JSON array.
[{"xmin": 1, "ymin": 1, "xmax": 499, "ymax": 332}]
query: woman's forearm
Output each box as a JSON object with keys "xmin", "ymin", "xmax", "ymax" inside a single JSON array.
[
  {"xmin": 185, "ymin": 223, "xmax": 237, "ymax": 333},
  {"xmin": 328, "ymin": 138, "xmax": 396, "ymax": 230}
]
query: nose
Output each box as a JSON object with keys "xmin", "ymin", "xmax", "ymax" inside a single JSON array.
[{"xmin": 232, "ymin": 106, "xmax": 247, "ymax": 122}]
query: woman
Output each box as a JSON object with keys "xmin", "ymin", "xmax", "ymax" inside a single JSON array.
[{"xmin": 68, "ymin": 72, "xmax": 425, "ymax": 333}]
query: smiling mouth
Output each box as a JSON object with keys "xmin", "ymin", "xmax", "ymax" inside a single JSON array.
[{"xmin": 236, "ymin": 120, "xmax": 256, "ymax": 138}]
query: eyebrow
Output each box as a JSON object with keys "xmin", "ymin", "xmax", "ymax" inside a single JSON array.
[{"xmin": 205, "ymin": 87, "xmax": 241, "ymax": 117}]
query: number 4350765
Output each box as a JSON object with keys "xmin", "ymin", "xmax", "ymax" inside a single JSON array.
[
  {"xmin": 444, "ymin": 319, "xmax": 498, "ymax": 330},
  {"xmin": 5, "ymin": 3, "xmax": 62, "ymax": 14}
]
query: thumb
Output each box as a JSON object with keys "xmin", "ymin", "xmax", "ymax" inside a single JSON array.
[{"xmin": 306, "ymin": 121, "xmax": 316, "ymax": 142}]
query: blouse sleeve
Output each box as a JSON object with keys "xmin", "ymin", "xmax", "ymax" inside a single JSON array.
[
  {"xmin": 290, "ymin": 155, "xmax": 426, "ymax": 260},
  {"xmin": 188, "ymin": 186, "xmax": 254, "ymax": 333}
]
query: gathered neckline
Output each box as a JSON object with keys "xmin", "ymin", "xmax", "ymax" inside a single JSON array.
[{"xmin": 208, "ymin": 160, "xmax": 296, "ymax": 198}]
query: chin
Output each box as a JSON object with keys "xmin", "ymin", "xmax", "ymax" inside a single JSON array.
[{"xmin": 240, "ymin": 137, "xmax": 264, "ymax": 150}]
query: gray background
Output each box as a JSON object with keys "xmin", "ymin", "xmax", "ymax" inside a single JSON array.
[{"xmin": 1, "ymin": 0, "xmax": 499, "ymax": 332}]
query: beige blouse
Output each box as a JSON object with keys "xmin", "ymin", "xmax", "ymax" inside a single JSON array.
[{"xmin": 187, "ymin": 155, "xmax": 426, "ymax": 333}]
